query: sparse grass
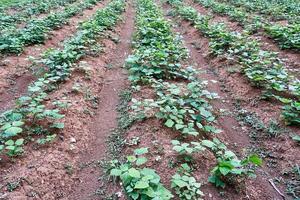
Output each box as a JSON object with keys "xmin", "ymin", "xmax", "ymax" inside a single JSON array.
[
  {"xmin": 104, "ymin": 89, "xmax": 134, "ymax": 161},
  {"xmin": 234, "ymin": 102, "xmax": 288, "ymax": 140},
  {"xmin": 6, "ymin": 177, "xmax": 27, "ymax": 192},
  {"xmin": 64, "ymin": 163, "xmax": 74, "ymax": 175},
  {"xmin": 283, "ymin": 164, "xmax": 300, "ymax": 199}
]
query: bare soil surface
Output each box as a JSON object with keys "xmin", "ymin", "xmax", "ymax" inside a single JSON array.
[{"xmin": 0, "ymin": 0, "xmax": 110, "ymax": 113}]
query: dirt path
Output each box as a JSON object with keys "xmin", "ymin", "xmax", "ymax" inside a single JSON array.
[
  {"xmin": 163, "ymin": 2, "xmax": 295, "ymax": 199},
  {"xmin": 0, "ymin": 0, "xmax": 110, "ymax": 113},
  {"xmin": 64, "ymin": 2, "xmax": 135, "ymax": 199}
]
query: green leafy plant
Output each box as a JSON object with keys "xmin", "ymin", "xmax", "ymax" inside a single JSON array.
[
  {"xmin": 110, "ymin": 147, "xmax": 173, "ymax": 200},
  {"xmin": 282, "ymin": 101, "xmax": 300, "ymax": 125},
  {"xmin": 4, "ymin": 139, "xmax": 24, "ymax": 157},
  {"xmin": 37, "ymin": 134, "xmax": 57, "ymax": 145},
  {"xmin": 171, "ymin": 140, "xmax": 204, "ymax": 162},
  {"xmin": 265, "ymin": 20, "xmax": 300, "ymax": 50},
  {"xmin": 202, "ymin": 138, "xmax": 262, "ymax": 188},
  {"xmin": 131, "ymin": 81, "xmax": 220, "ymax": 137},
  {"xmin": 171, "ymin": 164, "xmax": 204, "ymax": 199},
  {"xmin": 0, "ymin": 120, "xmax": 24, "ymax": 138}
]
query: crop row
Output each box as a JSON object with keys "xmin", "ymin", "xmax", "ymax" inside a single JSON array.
[
  {"xmin": 0, "ymin": 0, "xmax": 78, "ymax": 32},
  {"xmin": 168, "ymin": 0, "xmax": 300, "ymax": 126},
  {"xmin": 196, "ymin": 0, "xmax": 300, "ymax": 51},
  {"xmin": 0, "ymin": 0, "xmax": 126, "ymax": 159},
  {"xmin": 219, "ymin": 0, "xmax": 300, "ymax": 23},
  {"xmin": 0, "ymin": 0, "xmax": 104, "ymax": 55},
  {"xmin": 0, "ymin": 0, "xmax": 75, "ymax": 9},
  {"xmin": 109, "ymin": 0, "xmax": 261, "ymax": 198}
]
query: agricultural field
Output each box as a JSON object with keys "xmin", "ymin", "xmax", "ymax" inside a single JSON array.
[{"xmin": 0, "ymin": 0, "xmax": 299, "ymax": 199}]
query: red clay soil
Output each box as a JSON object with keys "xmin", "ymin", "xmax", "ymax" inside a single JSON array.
[
  {"xmin": 165, "ymin": 1, "xmax": 300, "ymax": 199},
  {"xmin": 0, "ymin": 2, "xmax": 134, "ymax": 200},
  {"xmin": 65, "ymin": 2, "xmax": 135, "ymax": 199},
  {"xmin": 0, "ymin": 0, "xmax": 110, "ymax": 113}
]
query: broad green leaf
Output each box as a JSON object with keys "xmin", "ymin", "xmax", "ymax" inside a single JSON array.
[
  {"xmin": 175, "ymin": 124, "xmax": 185, "ymax": 130},
  {"xmin": 173, "ymin": 146, "xmax": 183, "ymax": 152},
  {"xmin": 187, "ymin": 131, "xmax": 198, "ymax": 136},
  {"xmin": 199, "ymin": 107, "xmax": 211, "ymax": 118},
  {"xmin": 51, "ymin": 123, "xmax": 65, "ymax": 129},
  {"xmin": 5, "ymin": 140, "xmax": 14, "ymax": 146},
  {"xmin": 248, "ymin": 154, "xmax": 263, "ymax": 166},
  {"xmin": 219, "ymin": 166, "xmax": 231, "ymax": 175},
  {"xmin": 204, "ymin": 125, "xmax": 221, "ymax": 134},
  {"xmin": 110, "ymin": 169, "xmax": 122, "ymax": 176},
  {"xmin": 128, "ymin": 168, "xmax": 140, "ymax": 178},
  {"xmin": 196, "ymin": 122, "xmax": 203, "ymax": 129},
  {"xmin": 131, "ymin": 192, "xmax": 139, "ymax": 200},
  {"xmin": 5, "ymin": 146, "xmax": 15, "ymax": 150},
  {"xmin": 134, "ymin": 180, "xmax": 149, "ymax": 189},
  {"xmin": 9, "ymin": 113, "xmax": 23, "ymax": 121},
  {"xmin": 15, "ymin": 139, "xmax": 24, "ymax": 146},
  {"xmin": 231, "ymin": 168, "xmax": 243, "ymax": 175},
  {"xmin": 134, "ymin": 147, "xmax": 148, "ymax": 155},
  {"xmin": 165, "ymin": 119, "xmax": 174, "ymax": 128},
  {"xmin": 292, "ymin": 135, "xmax": 300, "ymax": 142},
  {"xmin": 208, "ymin": 175, "xmax": 225, "ymax": 188},
  {"xmin": 172, "ymin": 179, "xmax": 188, "ymax": 188},
  {"xmin": 12, "ymin": 121, "xmax": 24, "ymax": 127},
  {"xmin": 1, "ymin": 123, "xmax": 12, "ymax": 130},
  {"xmin": 29, "ymin": 86, "xmax": 41, "ymax": 92},
  {"xmin": 201, "ymin": 140, "xmax": 215, "ymax": 148},
  {"xmin": 224, "ymin": 150, "xmax": 236, "ymax": 159},
  {"xmin": 4, "ymin": 127, "xmax": 22, "ymax": 137},
  {"xmin": 136, "ymin": 157, "xmax": 148, "ymax": 166},
  {"xmin": 127, "ymin": 155, "xmax": 137, "ymax": 163},
  {"xmin": 171, "ymin": 140, "xmax": 180, "ymax": 145}
]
